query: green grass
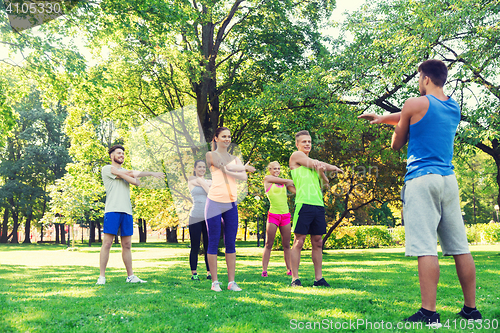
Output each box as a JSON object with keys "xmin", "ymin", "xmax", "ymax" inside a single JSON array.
[{"xmin": 0, "ymin": 243, "xmax": 499, "ymax": 332}]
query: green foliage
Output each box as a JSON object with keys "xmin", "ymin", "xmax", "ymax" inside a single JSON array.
[
  {"xmin": 454, "ymin": 150, "xmax": 499, "ymax": 224},
  {"xmin": 391, "ymin": 226, "xmax": 406, "ymax": 246},
  {"xmin": 0, "ymin": 87, "xmax": 71, "ymax": 242},
  {"xmin": 0, "ymin": 72, "xmax": 15, "ymax": 146},
  {"xmin": 466, "ymin": 223, "xmax": 500, "ymax": 244}
]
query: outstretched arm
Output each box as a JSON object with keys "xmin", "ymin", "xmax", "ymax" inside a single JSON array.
[
  {"xmin": 221, "ymin": 166, "xmax": 247, "ymax": 180},
  {"xmin": 264, "ymin": 176, "xmax": 296, "ymax": 194},
  {"xmin": 317, "ymin": 165, "xmax": 330, "ymax": 189},
  {"xmin": 290, "ymin": 151, "xmax": 343, "ymax": 174},
  {"xmin": 358, "ymin": 112, "xmax": 401, "ymax": 126},
  {"xmin": 123, "ymin": 170, "xmax": 165, "ymax": 179},
  {"xmin": 111, "ymin": 167, "xmax": 141, "ymax": 186}
]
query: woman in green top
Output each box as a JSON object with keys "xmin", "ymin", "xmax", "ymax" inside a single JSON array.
[{"xmin": 261, "ymin": 161, "xmax": 296, "ymax": 277}]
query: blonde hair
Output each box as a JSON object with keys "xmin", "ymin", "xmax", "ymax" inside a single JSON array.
[
  {"xmin": 267, "ymin": 161, "xmax": 280, "ymax": 173},
  {"xmin": 295, "ymin": 130, "xmax": 310, "ymax": 143}
]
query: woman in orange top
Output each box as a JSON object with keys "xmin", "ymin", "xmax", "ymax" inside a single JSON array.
[{"xmin": 205, "ymin": 127, "xmax": 255, "ymax": 292}]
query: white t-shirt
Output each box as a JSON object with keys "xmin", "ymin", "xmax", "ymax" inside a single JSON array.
[{"xmin": 101, "ymin": 165, "xmax": 133, "ymax": 215}]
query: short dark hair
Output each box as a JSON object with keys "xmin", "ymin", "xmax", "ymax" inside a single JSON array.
[
  {"xmin": 295, "ymin": 130, "xmax": 310, "ymax": 142},
  {"xmin": 109, "ymin": 144, "xmax": 125, "ymax": 156},
  {"xmin": 418, "ymin": 59, "xmax": 448, "ymax": 87}
]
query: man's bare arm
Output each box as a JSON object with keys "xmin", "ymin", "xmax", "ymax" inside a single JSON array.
[
  {"xmin": 111, "ymin": 167, "xmax": 140, "ymax": 186},
  {"xmin": 358, "ymin": 112, "xmax": 401, "ymax": 126},
  {"xmin": 124, "ymin": 170, "xmax": 165, "ymax": 179}
]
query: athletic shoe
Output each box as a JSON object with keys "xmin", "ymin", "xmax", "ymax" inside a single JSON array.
[
  {"xmin": 126, "ymin": 275, "xmax": 147, "ymax": 283},
  {"xmin": 207, "ymin": 274, "xmax": 212, "ymax": 280},
  {"xmin": 286, "ymin": 270, "xmax": 292, "ymax": 276},
  {"xmin": 458, "ymin": 307, "xmax": 482, "ymax": 320},
  {"xmin": 96, "ymin": 276, "xmax": 106, "ymax": 285},
  {"xmin": 191, "ymin": 274, "xmax": 200, "ymax": 281},
  {"xmin": 211, "ymin": 281, "xmax": 222, "ymax": 292},
  {"xmin": 404, "ymin": 310, "xmax": 442, "ymax": 328},
  {"xmin": 261, "ymin": 271, "xmax": 268, "ymax": 277},
  {"xmin": 313, "ymin": 277, "xmax": 330, "ymax": 287},
  {"xmin": 227, "ymin": 281, "xmax": 242, "ymax": 291},
  {"xmin": 290, "ymin": 279, "xmax": 302, "ymax": 287}
]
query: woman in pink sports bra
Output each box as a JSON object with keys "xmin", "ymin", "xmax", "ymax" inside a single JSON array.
[{"xmin": 261, "ymin": 161, "xmax": 296, "ymax": 277}]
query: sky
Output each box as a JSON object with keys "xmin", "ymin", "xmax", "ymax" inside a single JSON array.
[{"xmin": 0, "ymin": 0, "xmax": 367, "ymax": 66}]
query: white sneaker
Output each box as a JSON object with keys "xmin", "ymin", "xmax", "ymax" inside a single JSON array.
[
  {"xmin": 227, "ymin": 281, "xmax": 242, "ymax": 291},
  {"xmin": 96, "ymin": 276, "xmax": 106, "ymax": 285},
  {"xmin": 126, "ymin": 275, "xmax": 147, "ymax": 283},
  {"xmin": 211, "ymin": 281, "xmax": 222, "ymax": 292}
]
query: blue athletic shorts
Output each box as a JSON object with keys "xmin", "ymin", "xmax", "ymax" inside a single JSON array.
[{"xmin": 103, "ymin": 212, "xmax": 134, "ymax": 237}]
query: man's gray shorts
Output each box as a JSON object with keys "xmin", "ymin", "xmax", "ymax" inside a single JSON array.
[{"xmin": 402, "ymin": 174, "xmax": 469, "ymax": 257}]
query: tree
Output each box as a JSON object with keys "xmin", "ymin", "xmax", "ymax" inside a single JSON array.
[
  {"xmin": 328, "ymin": 0, "xmax": 500, "ymax": 209},
  {"xmin": 64, "ymin": 0, "xmax": 336, "ymax": 142},
  {"xmin": 0, "ymin": 88, "xmax": 70, "ymax": 243},
  {"xmin": 235, "ymin": 66, "xmax": 406, "ymax": 246},
  {"xmin": 454, "ymin": 149, "xmax": 498, "ymax": 224}
]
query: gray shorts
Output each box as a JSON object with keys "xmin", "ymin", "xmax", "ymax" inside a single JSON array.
[{"xmin": 402, "ymin": 174, "xmax": 469, "ymax": 256}]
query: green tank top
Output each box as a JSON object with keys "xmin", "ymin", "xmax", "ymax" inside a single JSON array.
[
  {"xmin": 265, "ymin": 183, "xmax": 289, "ymax": 214},
  {"xmin": 291, "ymin": 166, "xmax": 324, "ymax": 207}
]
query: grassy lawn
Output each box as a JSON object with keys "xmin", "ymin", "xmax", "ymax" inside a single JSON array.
[{"xmin": 0, "ymin": 242, "xmax": 499, "ymax": 332}]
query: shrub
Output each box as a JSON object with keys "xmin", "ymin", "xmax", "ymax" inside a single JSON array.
[
  {"xmin": 466, "ymin": 223, "xmax": 500, "ymax": 244},
  {"xmin": 482, "ymin": 223, "xmax": 500, "ymax": 243},
  {"xmin": 354, "ymin": 226, "xmax": 393, "ymax": 248},
  {"xmin": 390, "ymin": 226, "xmax": 405, "ymax": 246}
]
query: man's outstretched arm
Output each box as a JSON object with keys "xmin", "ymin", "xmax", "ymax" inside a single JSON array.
[
  {"xmin": 358, "ymin": 112, "xmax": 401, "ymax": 126},
  {"xmin": 111, "ymin": 167, "xmax": 141, "ymax": 186}
]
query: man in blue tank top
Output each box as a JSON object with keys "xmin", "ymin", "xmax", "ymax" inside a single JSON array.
[{"xmin": 359, "ymin": 60, "xmax": 481, "ymax": 326}]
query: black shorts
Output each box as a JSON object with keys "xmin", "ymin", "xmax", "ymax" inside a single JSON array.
[{"xmin": 292, "ymin": 204, "xmax": 326, "ymax": 235}]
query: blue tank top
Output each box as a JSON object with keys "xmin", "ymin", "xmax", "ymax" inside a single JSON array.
[{"xmin": 405, "ymin": 95, "xmax": 460, "ymax": 182}]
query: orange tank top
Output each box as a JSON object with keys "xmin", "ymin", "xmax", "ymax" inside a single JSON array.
[{"xmin": 207, "ymin": 159, "xmax": 239, "ymax": 203}]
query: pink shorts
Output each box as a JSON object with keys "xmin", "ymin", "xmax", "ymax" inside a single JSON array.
[{"xmin": 267, "ymin": 212, "xmax": 291, "ymax": 227}]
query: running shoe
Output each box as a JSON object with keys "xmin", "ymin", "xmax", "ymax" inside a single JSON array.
[
  {"xmin": 191, "ymin": 274, "xmax": 200, "ymax": 281},
  {"xmin": 96, "ymin": 276, "xmax": 106, "ymax": 285},
  {"xmin": 227, "ymin": 281, "xmax": 242, "ymax": 291},
  {"xmin": 126, "ymin": 275, "xmax": 147, "ymax": 283},
  {"xmin": 207, "ymin": 274, "xmax": 212, "ymax": 280},
  {"xmin": 286, "ymin": 270, "xmax": 292, "ymax": 276},
  {"xmin": 313, "ymin": 277, "xmax": 330, "ymax": 287},
  {"xmin": 211, "ymin": 281, "xmax": 222, "ymax": 292},
  {"xmin": 404, "ymin": 310, "xmax": 442, "ymax": 328},
  {"xmin": 261, "ymin": 271, "xmax": 268, "ymax": 277},
  {"xmin": 458, "ymin": 307, "xmax": 482, "ymax": 320},
  {"xmin": 290, "ymin": 279, "xmax": 302, "ymax": 287}
]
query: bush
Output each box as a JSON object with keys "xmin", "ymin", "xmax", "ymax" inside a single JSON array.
[
  {"xmin": 268, "ymin": 223, "xmax": 498, "ymax": 252},
  {"xmin": 466, "ymin": 223, "xmax": 500, "ymax": 244},
  {"xmin": 482, "ymin": 223, "xmax": 500, "ymax": 243},
  {"xmin": 390, "ymin": 226, "xmax": 405, "ymax": 246}
]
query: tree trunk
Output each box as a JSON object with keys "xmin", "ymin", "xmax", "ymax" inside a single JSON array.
[
  {"xmin": 0, "ymin": 208, "xmax": 9, "ymax": 243},
  {"xmin": 89, "ymin": 219, "xmax": 95, "ymax": 245},
  {"xmin": 23, "ymin": 213, "xmax": 33, "ymax": 244},
  {"xmin": 138, "ymin": 218, "xmax": 146, "ymax": 243},
  {"xmin": 55, "ymin": 223, "xmax": 60, "ymax": 243},
  {"xmin": 60, "ymin": 224, "xmax": 66, "ymax": 244},
  {"xmin": 40, "ymin": 224, "xmax": 44, "ymax": 242},
  {"xmin": 10, "ymin": 208, "xmax": 19, "ymax": 244},
  {"xmin": 96, "ymin": 220, "xmax": 102, "ymax": 242},
  {"xmin": 166, "ymin": 227, "xmax": 178, "ymax": 243}
]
